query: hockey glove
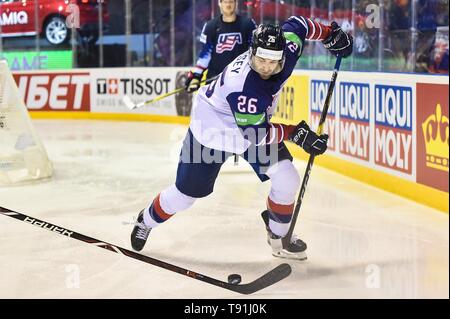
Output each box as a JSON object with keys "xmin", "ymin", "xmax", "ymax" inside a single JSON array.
[
  {"xmin": 185, "ymin": 71, "xmax": 202, "ymax": 93},
  {"xmin": 288, "ymin": 121, "xmax": 329, "ymax": 156},
  {"xmin": 322, "ymin": 21, "xmax": 353, "ymax": 58}
]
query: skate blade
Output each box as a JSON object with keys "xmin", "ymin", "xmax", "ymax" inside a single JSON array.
[{"xmin": 272, "ymin": 250, "xmax": 307, "ymax": 261}]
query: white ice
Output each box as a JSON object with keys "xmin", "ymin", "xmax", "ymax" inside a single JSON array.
[{"xmin": 0, "ymin": 120, "xmax": 448, "ymax": 298}]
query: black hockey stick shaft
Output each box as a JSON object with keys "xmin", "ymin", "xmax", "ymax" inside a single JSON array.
[
  {"xmin": 283, "ymin": 56, "xmax": 342, "ymax": 246},
  {"xmin": 0, "ymin": 206, "xmax": 291, "ymax": 295}
]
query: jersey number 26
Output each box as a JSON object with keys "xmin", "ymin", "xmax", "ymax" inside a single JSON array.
[{"xmin": 237, "ymin": 95, "xmax": 258, "ymax": 113}]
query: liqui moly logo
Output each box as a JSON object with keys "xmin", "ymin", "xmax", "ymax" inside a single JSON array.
[
  {"xmin": 375, "ymin": 85, "xmax": 413, "ymax": 174},
  {"xmin": 310, "ymin": 80, "xmax": 337, "ymax": 151},
  {"xmin": 311, "ymin": 80, "xmax": 337, "ymax": 115},
  {"xmin": 339, "ymin": 82, "xmax": 370, "ymax": 161}
]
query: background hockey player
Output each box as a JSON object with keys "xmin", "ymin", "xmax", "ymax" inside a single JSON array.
[
  {"xmin": 184, "ymin": 0, "xmax": 257, "ymax": 93},
  {"xmin": 131, "ymin": 16, "xmax": 353, "ymax": 260}
]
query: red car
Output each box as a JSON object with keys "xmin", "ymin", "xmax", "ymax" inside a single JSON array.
[{"xmin": 0, "ymin": 0, "xmax": 109, "ymax": 45}]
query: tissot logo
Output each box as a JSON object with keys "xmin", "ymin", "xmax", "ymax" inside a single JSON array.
[
  {"xmin": 0, "ymin": 11, "xmax": 28, "ymax": 26},
  {"xmin": 96, "ymin": 78, "xmax": 171, "ymax": 96},
  {"xmin": 96, "ymin": 79, "xmax": 119, "ymax": 94}
]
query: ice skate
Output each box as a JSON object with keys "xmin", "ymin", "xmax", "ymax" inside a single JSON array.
[
  {"xmin": 261, "ymin": 210, "xmax": 307, "ymax": 260},
  {"xmin": 130, "ymin": 209, "xmax": 152, "ymax": 251}
]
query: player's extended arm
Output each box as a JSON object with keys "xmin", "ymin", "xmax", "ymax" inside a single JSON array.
[
  {"xmin": 227, "ymin": 93, "xmax": 327, "ymax": 156},
  {"xmin": 226, "ymin": 89, "xmax": 326, "ymax": 155},
  {"xmin": 262, "ymin": 122, "xmax": 328, "ymax": 156},
  {"xmin": 283, "ymin": 16, "xmax": 353, "ymax": 58}
]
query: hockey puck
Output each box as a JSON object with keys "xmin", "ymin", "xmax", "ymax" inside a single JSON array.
[{"xmin": 227, "ymin": 274, "xmax": 242, "ymax": 285}]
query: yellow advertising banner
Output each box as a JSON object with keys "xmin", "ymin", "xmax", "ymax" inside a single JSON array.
[{"xmin": 272, "ymin": 75, "xmax": 309, "ymax": 125}]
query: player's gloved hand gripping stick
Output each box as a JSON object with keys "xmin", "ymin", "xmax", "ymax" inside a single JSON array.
[
  {"xmin": 122, "ymin": 75, "xmax": 219, "ymax": 110},
  {"xmin": 283, "ymin": 56, "xmax": 342, "ymax": 247}
]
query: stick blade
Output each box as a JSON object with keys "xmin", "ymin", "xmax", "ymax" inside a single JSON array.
[
  {"xmin": 227, "ymin": 263, "xmax": 292, "ymax": 295},
  {"xmin": 122, "ymin": 96, "xmax": 137, "ymax": 110}
]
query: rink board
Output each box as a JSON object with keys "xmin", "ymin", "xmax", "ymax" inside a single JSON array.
[
  {"xmin": 11, "ymin": 68, "xmax": 449, "ymax": 212},
  {"xmin": 273, "ymin": 70, "xmax": 448, "ymax": 212}
]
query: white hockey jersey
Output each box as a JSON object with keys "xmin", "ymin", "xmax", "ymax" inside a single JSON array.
[{"xmin": 189, "ymin": 16, "xmax": 317, "ymax": 154}]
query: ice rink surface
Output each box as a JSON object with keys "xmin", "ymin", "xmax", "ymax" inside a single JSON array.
[{"xmin": 0, "ymin": 120, "xmax": 448, "ymax": 299}]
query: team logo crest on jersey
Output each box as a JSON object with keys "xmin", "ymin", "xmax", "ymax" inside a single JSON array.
[{"xmin": 216, "ymin": 32, "xmax": 242, "ymax": 53}]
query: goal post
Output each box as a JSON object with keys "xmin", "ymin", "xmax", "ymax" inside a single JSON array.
[{"xmin": 0, "ymin": 60, "xmax": 53, "ymax": 185}]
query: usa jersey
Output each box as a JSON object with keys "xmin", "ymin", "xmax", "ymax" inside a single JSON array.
[
  {"xmin": 194, "ymin": 15, "xmax": 256, "ymax": 79},
  {"xmin": 190, "ymin": 16, "xmax": 329, "ymax": 154}
]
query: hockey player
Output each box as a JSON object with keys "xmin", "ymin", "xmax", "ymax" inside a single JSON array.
[
  {"xmin": 131, "ymin": 17, "xmax": 353, "ymax": 260},
  {"xmin": 184, "ymin": 0, "xmax": 257, "ymax": 93}
]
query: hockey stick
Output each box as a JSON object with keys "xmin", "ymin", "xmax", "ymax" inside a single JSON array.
[
  {"xmin": 122, "ymin": 75, "xmax": 219, "ymax": 110},
  {"xmin": 282, "ymin": 56, "xmax": 342, "ymax": 248},
  {"xmin": 0, "ymin": 206, "xmax": 291, "ymax": 295}
]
